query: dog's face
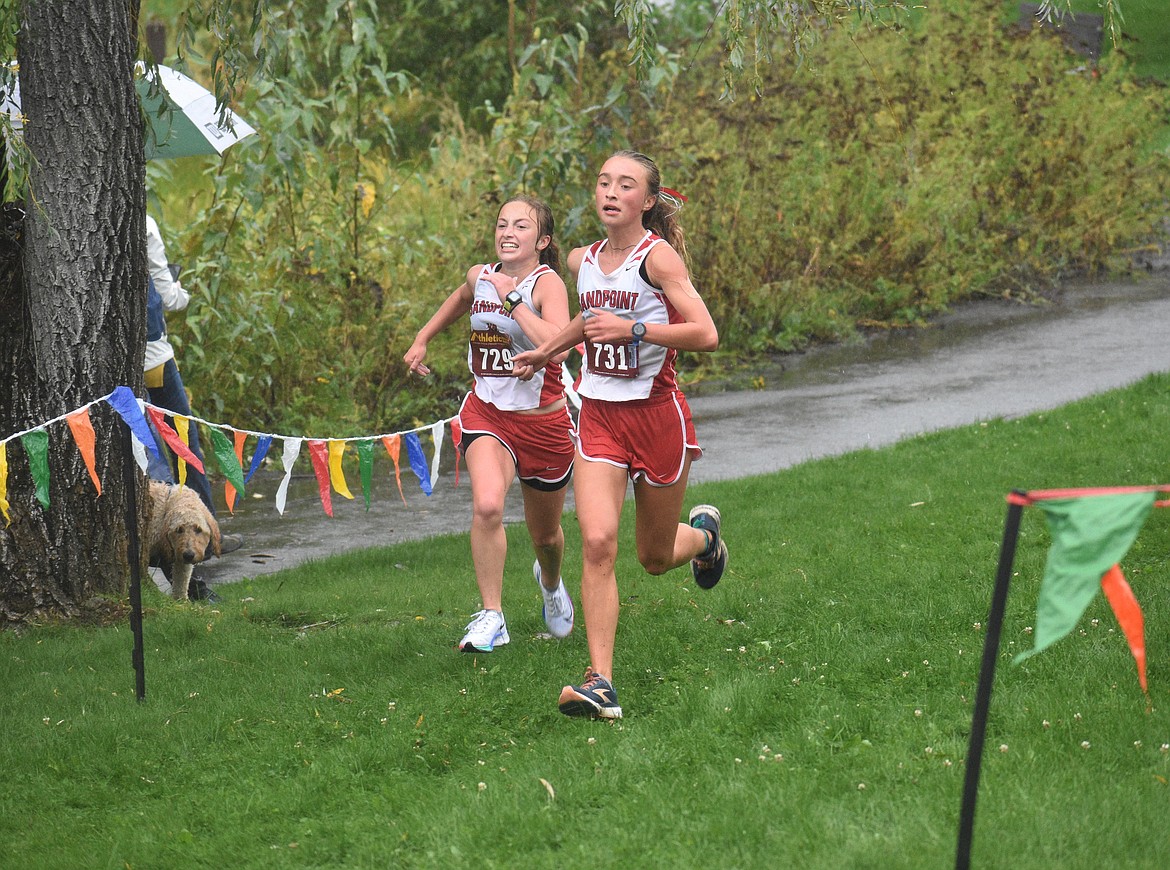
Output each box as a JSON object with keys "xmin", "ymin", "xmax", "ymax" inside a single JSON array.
[{"xmin": 166, "ymin": 520, "xmax": 213, "ymax": 565}]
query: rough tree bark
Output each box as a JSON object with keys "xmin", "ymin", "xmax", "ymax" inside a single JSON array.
[{"xmin": 0, "ymin": 0, "xmax": 147, "ymax": 624}]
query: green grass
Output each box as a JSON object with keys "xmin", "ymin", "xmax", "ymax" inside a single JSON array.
[{"xmin": 4, "ymin": 374, "xmax": 1170, "ymax": 868}]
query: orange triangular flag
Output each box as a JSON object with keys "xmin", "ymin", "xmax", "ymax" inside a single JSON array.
[
  {"xmin": 381, "ymin": 435, "xmax": 406, "ymax": 505},
  {"xmin": 1100, "ymin": 564, "xmax": 1148, "ymax": 694},
  {"xmin": 66, "ymin": 409, "xmax": 101, "ymax": 495},
  {"xmin": 450, "ymin": 419, "xmax": 463, "ymax": 487},
  {"xmin": 225, "ymin": 429, "xmax": 247, "ymax": 513}
]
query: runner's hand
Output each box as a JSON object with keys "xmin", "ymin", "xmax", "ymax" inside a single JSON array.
[{"xmin": 404, "ymin": 342, "xmax": 432, "ymax": 377}]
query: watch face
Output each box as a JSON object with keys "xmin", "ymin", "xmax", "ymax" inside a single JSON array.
[{"xmin": 632, "ymin": 321, "xmax": 647, "ymax": 339}]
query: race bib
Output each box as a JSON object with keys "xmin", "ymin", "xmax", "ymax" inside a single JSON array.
[
  {"xmin": 470, "ymin": 325, "xmax": 515, "ymax": 377},
  {"xmin": 585, "ymin": 339, "xmax": 639, "ymax": 379}
]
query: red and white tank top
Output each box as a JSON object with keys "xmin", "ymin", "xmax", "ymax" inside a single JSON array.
[
  {"xmin": 467, "ymin": 263, "xmax": 565, "ymax": 411},
  {"xmin": 576, "ymin": 232, "xmax": 681, "ymax": 402}
]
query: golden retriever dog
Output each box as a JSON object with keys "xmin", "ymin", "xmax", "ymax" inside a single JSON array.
[{"xmin": 147, "ymin": 480, "xmax": 221, "ymax": 600}]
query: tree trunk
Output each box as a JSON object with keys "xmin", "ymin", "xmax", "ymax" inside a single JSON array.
[{"xmin": 0, "ymin": 0, "xmax": 147, "ymax": 625}]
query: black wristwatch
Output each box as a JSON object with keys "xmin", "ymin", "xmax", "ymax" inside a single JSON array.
[
  {"xmin": 631, "ymin": 321, "xmax": 647, "ymax": 345},
  {"xmin": 503, "ymin": 290, "xmax": 523, "ymax": 314}
]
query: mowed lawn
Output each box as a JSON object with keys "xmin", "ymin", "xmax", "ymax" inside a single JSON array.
[{"xmin": 2, "ymin": 374, "xmax": 1169, "ymax": 868}]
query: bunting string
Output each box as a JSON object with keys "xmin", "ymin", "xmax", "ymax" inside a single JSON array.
[{"xmin": 0, "ymin": 387, "xmax": 464, "ymax": 523}]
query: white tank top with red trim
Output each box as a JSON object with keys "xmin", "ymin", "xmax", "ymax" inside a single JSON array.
[
  {"xmin": 467, "ymin": 263, "xmax": 565, "ymax": 411},
  {"xmin": 576, "ymin": 232, "xmax": 681, "ymax": 402}
]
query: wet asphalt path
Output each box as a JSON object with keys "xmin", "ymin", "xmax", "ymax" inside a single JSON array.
[{"xmin": 192, "ymin": 272, "xmax": 1170, "ymax": 588}]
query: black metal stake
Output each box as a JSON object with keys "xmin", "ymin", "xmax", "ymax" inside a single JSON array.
[
  {"xmin": 122, "ymin": 427, "xmax": 146, "ymax": 702},
  {"xmin": 955, "ymin": 495, "xmax": 1025, "ymax": 869}
]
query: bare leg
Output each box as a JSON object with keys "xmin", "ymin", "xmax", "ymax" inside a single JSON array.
[
  {"xmin": 572, "ymin": 455, "xmax": 630, "ymax": 680},
  {"xmin": 521, "ymin": 481, "xmax": 567, "ymax": 591},
  {"xmin": 632, "ymin": 455, "xmax": 710, "ymax": 575},
  {"xmin": 464, "ymin": 436, "xmax": 517, "ymax": 612}
]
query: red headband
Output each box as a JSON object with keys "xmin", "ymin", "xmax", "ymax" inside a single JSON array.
[{"xmin": 660, "ymin": 187, "xmax": 687, "ymax": 202}]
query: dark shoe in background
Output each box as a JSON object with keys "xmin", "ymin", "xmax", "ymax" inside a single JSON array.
[
  {"xmin": 218, "ymin": 533, "xmax": 244, "ymax": 556},
  {"xmin": 188, "ymin": 576, "xmax": 221, "ymax": 604}
]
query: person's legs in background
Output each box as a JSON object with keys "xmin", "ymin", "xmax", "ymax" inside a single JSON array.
[
  {"xmin": 147, "ymin": 359, "xmax": 216, "ymax": 516},
  {"xmin": 146, "ymin": 358, "xmax": 241, "ymax": 602}
]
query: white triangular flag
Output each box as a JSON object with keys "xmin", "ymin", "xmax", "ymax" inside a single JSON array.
[{"xmin": 275, "ymin": 437, "xmax": 302, "ymax": 515}]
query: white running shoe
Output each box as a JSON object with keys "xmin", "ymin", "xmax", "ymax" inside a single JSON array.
[
  {"xmin": 458, "ymin": 609, "xmax": 509, "ymax": 652},
  {"xmin": 534, "ymin": 560, "xmax": 574, "ymax": 639}
]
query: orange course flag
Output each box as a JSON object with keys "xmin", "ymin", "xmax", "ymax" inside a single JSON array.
[{"xmin": 1100, "ymin": 564, "xmax": 1148, "ymax": 694}]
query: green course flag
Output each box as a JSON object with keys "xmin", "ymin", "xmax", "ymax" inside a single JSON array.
[{"xmin": 1015, "ymin": 491, "xmax": 1156, "ymax": 664}]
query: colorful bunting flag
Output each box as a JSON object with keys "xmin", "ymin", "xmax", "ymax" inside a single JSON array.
[
  {"xmin": 382, "ymin": 435, "xmax": 406, "ymax": 505},
  {"xmin": 307, "ymin": 439, "xmax": 333, "ymax": 517},
  {"xmin": 207, "ymin": 426, "xmax": 246, "ymax": 495},
  {"xmin": 275, "ymin": 437, "xmax": 301, "ymax": 515},
  {"xmin": 145, "ymin": 406, "xmax": 205, "ymax": 473},
  {"xmin": 429, "ymin": 420, "xmax": 445, "ymax": 492},
  {"xmin": 327, "ymin": 439, "xmax": 355, "ymax": 500},
  {"xmin": 225, "ymin": 429, "xmax": 247, "ymax": 513},
  {"xmin": 245, "ymin": 435, "xmax": 273, "ymax": 483},
  {"xmin": 130, "ymin": 429, "xmax": 149, "ymax": 473},
  {"xmin": 404, "ymin": 432, "xmax": 432, "ymax": 496},
  {"xmin": 1015, "ymin": 492, "xmax": 1156, "ymax": 680},
  {"xmin": 356, "ymin": 439, "xmax": 374, "ymax": 510},
  {"xmin": 20, "ymin": 429, "xmax": 50, "ymax": 509},
  {"xmin": 65, "ymin": 409, "xmax": 101, "ymax": 496},
  {"xmin": 173, "ymin": 415, "xmax": 191, "ymax": 485},
  {"xmin": 106, "ymin": 387, "xmax": 158, "ymax": 458},
  {"xmin": 450, "ymin": 418, "xmax": 463, "ymax": 487},
  {"xmin": 0, "ymin": 442, "xmax": 10, "ymax": 526}
]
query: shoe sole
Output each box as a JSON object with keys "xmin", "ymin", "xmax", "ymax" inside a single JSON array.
[
  {"xmin": 458, "ymin": 626, "xmax": 510, "ymax": 653},
  {"xmin": 558, "ymin": 685, "xmax": 623, "ymax": 719},
  {"xmin": 693, "ymin": 540, "xmax": 728, "ymax": 590}
]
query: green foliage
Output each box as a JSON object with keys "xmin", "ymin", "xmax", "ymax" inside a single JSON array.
[
  {"xmin": 654, "ymin": 0, "xmax": 1169, "ymax": 356},
  {"xmin": 139, "ymin": 0, "xmax": 1168, "ymax": 436},
  {"xmin": 4, "ymin": 374, "xmax": 1170, "ymax": 867},
  {"xmin": 154, "ymin": 6, "xmax": 678, "ymax": 437}
]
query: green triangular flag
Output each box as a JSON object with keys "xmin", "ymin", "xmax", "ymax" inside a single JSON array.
[
  {"xmin": 20, "ymin": 429, "xmax": 50, "ymax": 509},
  {"xmin": 356, "ymin": 439, "xmax": 374, "ymax": 511},
  {"xmin": 206, "ymin": 427, "xmax": 246, "ymax": 494},
  {"xmin": 1015, "ymin": 492, "xmax": 1156, "ymax": 663}
]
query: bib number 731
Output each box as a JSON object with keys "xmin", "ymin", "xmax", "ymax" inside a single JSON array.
[{"xmin": 585, "ymin": 339, "xmax": 639, "ymax": 378}]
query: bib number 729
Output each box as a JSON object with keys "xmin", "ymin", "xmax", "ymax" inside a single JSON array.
[{"xmin": 470, "ymin": 327, "xmax": 515, "ymax": 377}]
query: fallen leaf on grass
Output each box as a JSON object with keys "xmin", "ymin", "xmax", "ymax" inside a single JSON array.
[{"xmin": 539, "ymin": 778, "xmax": 556, "ymax": 801}]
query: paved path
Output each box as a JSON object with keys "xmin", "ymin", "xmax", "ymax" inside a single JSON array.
[
  {"xmin": 191, "ymin": 273, "xmax": 1170, "ymax": 588},
  {"xmin": 688, "ymin": 276, "xmax": 1170, "ymax": 482}
]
